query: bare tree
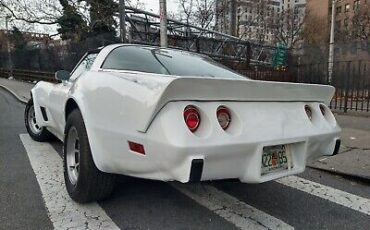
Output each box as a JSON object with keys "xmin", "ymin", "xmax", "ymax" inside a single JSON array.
[
  {"xmin": 178, "ymin": 0, "xmax": 194, "ymax": 25},
  {"xmin": 0, "ymin": 0, "xmax": 144, "ymax": 27},
  {"xmin": 318, "ymin": 0, "xmax": 370, "ymax": 43},
  {"xmin": 343, "ymin": 0, "xmax": 370, "ymax": 40},
  {"xmin": 0, "ymin": 0, "xmax": 62, "ymax": 25},
  {"xmin": 177, "ymin": 0, "xmax": 216, "ymax": 30},
  {"xmin": 272, "ymin": 7, "xmax": 305, "ymax": 48},
  {"xmin": 302, "ymin": 7, "xmax": 328, "ymax": 45},
  {"xmin": 194, "ymin": 0, "xmax": 216, "ymax": 29},
  {"xmin": 121, "ymin": 0, "xmax": 145, "ymax": 9}
]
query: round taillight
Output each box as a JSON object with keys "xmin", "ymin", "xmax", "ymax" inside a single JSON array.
[
  {"xmin": 217, "ymin": 106, "xmax": 231, "ymax": 130},
  {"xmin": 183, "ymin": 105, "xmax": 200, "ymax": 132},
  {"xmin": 305, "ymin": 105, "xmax": 313, "ymax": 120},
  {"xmin": 319, "ymin": 104, "xmax": 326, "ymax": 116}
]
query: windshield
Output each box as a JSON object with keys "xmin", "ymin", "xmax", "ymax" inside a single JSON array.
[{"xmin": 101, "ymin": 46, "xmax": 247, "ymax": 80}]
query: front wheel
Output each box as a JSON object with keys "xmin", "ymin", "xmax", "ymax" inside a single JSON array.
[
  {"xmin": 24, "ymin": 99, "xmax": 54, "ymax": 142},
  {"xmin": 64, "ymin": 109, "xmax": 116, "ymax": 203}
]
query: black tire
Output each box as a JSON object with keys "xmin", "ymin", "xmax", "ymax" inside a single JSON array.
[
  {"xmin": 24, "ymin": 99, "xmax": 54, "ymax": 142},
  {"xmin": 64, "ymin": 109, "xmax": 116, "ymax": 203}
]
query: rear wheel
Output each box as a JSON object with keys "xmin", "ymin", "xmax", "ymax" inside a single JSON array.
[
  {"xmin": 24, "ymin": 99, "xmax": 53, "ymax": 142},
  {"xmin": 64, "ymin": 109, "xmax": 116, "ymax": 203}
]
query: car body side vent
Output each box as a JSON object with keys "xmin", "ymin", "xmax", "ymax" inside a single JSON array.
[
  {"xmin": 40, "ymin": 107, "xmax": 48, "ymax": 121},
  {"xmin": 189, "ymin": 159, "xmax": 204, "ymax": 182}
]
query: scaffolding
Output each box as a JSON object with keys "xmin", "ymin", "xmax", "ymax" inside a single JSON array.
[{"xmin": 119, "ymin": 6, "xmax": 276, "ymax": 67}]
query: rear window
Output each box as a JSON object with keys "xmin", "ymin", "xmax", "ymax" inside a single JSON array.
[{"xmin": 102, "ymin": 46, "xmax": 246, "ymax": 80}]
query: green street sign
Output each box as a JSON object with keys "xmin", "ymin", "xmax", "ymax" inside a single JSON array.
[{"xmin": 273, "ymin": 43, "xmax": 287, "ymax": 69}]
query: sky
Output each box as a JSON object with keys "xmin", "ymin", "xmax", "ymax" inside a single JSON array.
[{"xmin": 144, "ymin": 0, "xmax": 178, "ymax": 14}]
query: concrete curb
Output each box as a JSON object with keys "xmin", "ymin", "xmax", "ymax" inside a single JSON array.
[
  {"xmin": 332, "ymin": 110, "xmax": 370, "ymax": 118},
  {"xmin": 0, "ymin": 84, "xmax": 28, "ymax": 104},
  {"xmin": 307, "ymin": 165, "xmax": 370, "ymax": 182}
]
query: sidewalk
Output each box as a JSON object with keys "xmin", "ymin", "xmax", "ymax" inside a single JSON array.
[
  {"xmin": 307, "ymin": 115, "xmax": 370, "ymax": 180},
  {"xmin": 0, "ymin": 77, "xmax": 33, "ymax": 103},
  {"xmin": 0, "ymin": 77, "xmax": 369, "ymax": 180}
]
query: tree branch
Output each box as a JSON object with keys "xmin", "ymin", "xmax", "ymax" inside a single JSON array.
[{"xmin": 0, "ymin": 1, "xmax": 58, "ymax": 25}]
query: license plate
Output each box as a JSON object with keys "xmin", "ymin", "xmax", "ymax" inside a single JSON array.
[{"xmin": 261, "ymin": 145, "xmax": 292, "ymax": 175}]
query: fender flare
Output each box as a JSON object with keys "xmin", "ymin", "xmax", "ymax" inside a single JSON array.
[{"xmin": 63, "ymin": 96, "xmax": 106, "ymax": 172}]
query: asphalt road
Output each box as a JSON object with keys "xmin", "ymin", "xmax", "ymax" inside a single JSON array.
[{"xmin": 0, "ymin": 88, "xmax": 369, "ymax": 230}]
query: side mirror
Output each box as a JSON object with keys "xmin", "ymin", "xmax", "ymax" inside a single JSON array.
[{"xmin": 55, "ymin": 70, "xmax": 71, "ymax": 81}]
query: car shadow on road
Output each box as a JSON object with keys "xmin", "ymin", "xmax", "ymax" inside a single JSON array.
[{"xmin": 99, "ymin": 177, "xmax": 237, "ymax": 230}]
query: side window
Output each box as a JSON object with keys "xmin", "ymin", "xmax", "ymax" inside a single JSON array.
[{"xmin": 70, "ymin": 53, "xmax": 98, "ymax": 79}]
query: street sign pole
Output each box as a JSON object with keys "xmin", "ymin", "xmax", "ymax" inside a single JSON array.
[
  {"xmin": 228, "ymin": 0, "xmax": 236, "ymax": 36},
  {"xmin": 328, "ymin": 0, "xmax": 336, "ymax": 84},
  {"xmin": 159, "ymin": 0, "xmax": 168, "ymax": 47},
  {"xmin": 119, "ymin": 0, "xmax": 126, "ymax": 43},
  {"xmin": 5, "ymin": 15, "xmax": 13, "ymax": 77}
]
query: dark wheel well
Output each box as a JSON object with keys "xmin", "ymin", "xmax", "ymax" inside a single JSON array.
[
  {"xmin": 65, "ymin": 99, "xmax": 79, "ymax": 121},
  {"xmin": 25, "ymin": 98, "xmax": 54, "ymax": 142}
]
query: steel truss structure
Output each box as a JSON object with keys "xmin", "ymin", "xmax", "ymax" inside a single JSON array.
[{"xmin": 119, "ymin": 6, "xmax": 276, "ymax": 66}]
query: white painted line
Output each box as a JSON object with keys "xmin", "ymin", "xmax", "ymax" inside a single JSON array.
[
  {"xmin": 20, "ymin": 134, "xmax": 120, "ymax": 230},
  {"xmin": 276, "ymin": 176, "xmax": 370, "ymax": 216},
  {"xmin": 172, "ymin": 183, "xmax": 293, "ymax": 230}
]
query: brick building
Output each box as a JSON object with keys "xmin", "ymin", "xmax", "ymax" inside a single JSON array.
[{"xmin": 304, "ymin": 0, "xmax": 370, "ymax": 61}]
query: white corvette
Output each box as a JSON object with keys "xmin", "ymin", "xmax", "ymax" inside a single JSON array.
[{"xmin": 25, "ymin": 44, "xmax": 341, "ymax": 203}]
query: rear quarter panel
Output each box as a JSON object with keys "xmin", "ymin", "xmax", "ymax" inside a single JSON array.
[{"xmin": 70, "ymin": 71, "xmax": 173, "ymax": 173}]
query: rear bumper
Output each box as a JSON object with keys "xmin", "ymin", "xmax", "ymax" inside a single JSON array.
[
  {"xmin": 88, "ymin": 101, "xmax": 341, "ymax": 183},
  {"xmin": 92, "ymin": 132, "xmax": 340, "ymax": 183},
  {"xmin": 142, "ymin": 133, "xmax": 340, "ymax": 183},
  {"xmin": 188, "ymin": 138, "xmax": 341, "ymax": 183}
]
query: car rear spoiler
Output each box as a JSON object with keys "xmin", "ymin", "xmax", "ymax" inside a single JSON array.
[{"xmin": 138, "ymin": 77, "xmax": 335, "ymax": 132}]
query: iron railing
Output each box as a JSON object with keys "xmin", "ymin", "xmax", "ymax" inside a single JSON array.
[
  {"xmin": 294, "ymin": 60, "xmax": 370, "ymax": 112},
  {"xmin": 1, "ymin": 60, "xmax": 369, "ymax": 112},
  {"xmin": 0, "ymin": 69, "xmax": 56, "ymax": 83}
]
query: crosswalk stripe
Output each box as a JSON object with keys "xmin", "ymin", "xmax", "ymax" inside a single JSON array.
[
  {"xmin": 20, "ymin": 134, "xmax": 120, "ymax": 230},
  {"xmin": 276, "ymin": 176, "xmax": 370, "ymax": 216},
  {"xmin": 172, "ymin": 183, "xmax": 294, "ymax": 230},
  {"xmin": 21, "ymin": 130, "xmax": 369, "ymax": 230}
]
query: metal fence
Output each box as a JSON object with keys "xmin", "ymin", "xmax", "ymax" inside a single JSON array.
[
  {"xmin": 242, "ymin": 70, "xmax": 295, "ymax": 82},
  {"xmin": 0, "ymin": 68, "xmax": 56, "ymax": 82},
  {"xmin": 0, "ymin": 32, "xmax": 119, "ymax": 72},
  {"xmin": 0, "ymin": 60, "xmax": 369, "ymax": 113},
  {"xmin": 294, "ymin": 60, "xmax": 370, "ymax": 112}
]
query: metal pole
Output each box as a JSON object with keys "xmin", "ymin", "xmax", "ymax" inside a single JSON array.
[
  {"xmin": 119, "ymin": 0, "xmax": 126, "ymax": 43},
  {"xmin": 159, "ymin": 0, "xmax": 168, "ymax": 47},
  {"xmin": 228, "ymin": 0, "xmax": 236, "ymax": 36},
  {"xmin": 328, "ymin": 0, "xmax": 336, "ymax": 84},
  {"xmin": 5, "ymin": 15, "xmax": 13, "ymax": 77}
]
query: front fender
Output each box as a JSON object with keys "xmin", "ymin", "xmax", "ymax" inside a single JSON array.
[{"xmin": 31, "ymin": 81, "xmax": 55, "ymax": 130}]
